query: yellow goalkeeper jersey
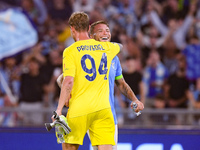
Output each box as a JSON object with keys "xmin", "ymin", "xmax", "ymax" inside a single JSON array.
[{"xmin": 63, "ymin": 39, "xmax": 120, "ymax": 118}]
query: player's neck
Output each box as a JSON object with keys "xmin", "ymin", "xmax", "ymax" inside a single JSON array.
[{"xmin": 75, "ymin": 32, "xmax": 90, "ymax": 41}]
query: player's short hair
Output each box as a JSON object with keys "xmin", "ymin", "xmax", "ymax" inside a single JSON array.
[
  {"xmin": 68, "ymin": 12, "xmax": 89, "ymax": 32},
  {"xmin": 89, "ymin": 20, "xmax": 109, "ymax": 36}
]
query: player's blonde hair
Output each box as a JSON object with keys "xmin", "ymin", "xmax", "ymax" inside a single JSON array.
[
  {"xmin": 68, "ymin": 12, "xmax": 89, "ymax": 32},
  {"xmin": 89, "ymin": 20, "xmax": 109, "ymax": 36}
]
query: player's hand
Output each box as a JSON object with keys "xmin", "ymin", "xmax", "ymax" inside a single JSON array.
[
  {"xmin": 131, "ymin": 100, "xmax": 144, "ymax": 113},
  {"xmin": 51, "ymin": 115, "xmax": 55, "ymax": 122},
  {"xmin": 64, "ymin": 94, "xmax": 71, "ymax": 107},
  {"xmin": 51, "ymin": 111, "xmax": 62, "ymax": 122}
]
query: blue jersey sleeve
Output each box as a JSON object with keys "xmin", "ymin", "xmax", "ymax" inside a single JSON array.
[{"xmin": 115, "ymin": 56, "xmax": 123, "ymax": 79}]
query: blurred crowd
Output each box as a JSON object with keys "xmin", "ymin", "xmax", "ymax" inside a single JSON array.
[{"xmin": 0, "ymin": 0, "xmax": 200, "ymax": 127}]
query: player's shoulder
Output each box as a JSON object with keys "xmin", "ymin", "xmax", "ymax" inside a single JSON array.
[
  {"xmin": 107, "ymin": 42, "xmax": 121, "ymax": 52},
  {"xmin": 109, "ymin": 42, "xmax": 121, "ymax": 47},
  {"xmin": 88, "ymin": 39, "xmax": 117, "ymax": 47},
  {"xmin": 63, "ymin": 42, "xmax": 77, "ymax": 54}
]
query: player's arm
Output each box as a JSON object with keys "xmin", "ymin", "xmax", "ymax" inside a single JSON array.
[
  {"xmin": 112, "ymin": 42, "xmax": 123, "ymax": 52},
  {"xmin": 55, "ymin": 76, "xmax": 74, "ymax": 116},
  {"xmin": 55, "ymin": 46, "xmax": 75, "ymax": 113},
  {"xmin": 56, "ymin": 73, "xmax": 71, "ymax": 107},
  {"xmin": 115, "ymin": 78, "xmax": 144, "ymax": 112},
  {"xmin": 139, "ymin": 81, "xmax": 146, "ymax": 104},
  {"xmin": 116, "ymin": 43, "xmax": 123, "ymax": 52}
]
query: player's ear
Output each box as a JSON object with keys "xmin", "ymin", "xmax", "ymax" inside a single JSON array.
[
  {"xmin": 70, "ymin": 26, "xmax": 75, "ymax": 32},
  {"xmin": 70, "ymin": 26, "xmax": 77, "ymax": 36},
  {"xmin": 90, "ymin": 34, "xmax": 94, "ymax": 39}
]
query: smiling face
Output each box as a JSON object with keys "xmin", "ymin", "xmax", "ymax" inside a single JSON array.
[{"xmin": 91, "ymin": 23, "xmax": 111, "ymax": 42}]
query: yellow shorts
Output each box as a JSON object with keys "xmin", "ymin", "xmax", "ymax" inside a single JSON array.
[{"xmin": 64, "ymin": 108, "xmax": 115, "ymax": 146}]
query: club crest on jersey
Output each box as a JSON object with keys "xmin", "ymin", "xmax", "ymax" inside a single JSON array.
[
  {"xmin": 64, "ymin": 63, "xmax": 69, "ymax": 71},
  {"xmin": 111, "ymin": 62, "xmax": 116, "ymax": 70}
]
